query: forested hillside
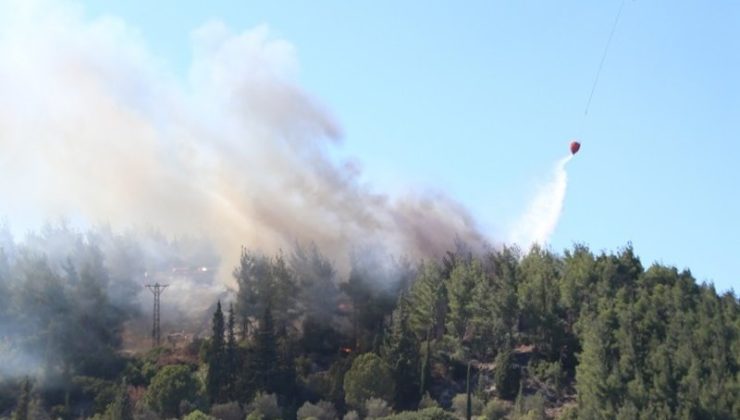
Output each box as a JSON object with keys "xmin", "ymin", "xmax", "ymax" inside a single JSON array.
[{"xmin": 0, "ymin": 228, "xmax": 738, "ymax": 419}]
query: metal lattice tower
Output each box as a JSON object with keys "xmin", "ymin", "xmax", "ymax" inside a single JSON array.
[{"xmin": 145, "ymin": 282, "xmax": 168, "ymax": 347}]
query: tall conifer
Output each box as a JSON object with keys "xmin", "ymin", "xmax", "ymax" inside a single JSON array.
[{"xmin": 207, "ymin": 300, "xmax": 226, "ymax": 403}]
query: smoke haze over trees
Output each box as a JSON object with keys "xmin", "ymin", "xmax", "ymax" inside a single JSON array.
[
  {"xmin": 0, "ymin": 2, "xmax": 738, "ymax": 419},
  {"xmin": 0, "ymin": 223, "xmax": 221, "ymax": 379},
  {"xmin": 2, "ymin": 232, "xmax": 737, "ymax": 419}
]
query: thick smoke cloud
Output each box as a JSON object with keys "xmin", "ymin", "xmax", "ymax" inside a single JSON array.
[{"xmin": 0, "ymin": 1, "xmax": 487, "ymax": 280}]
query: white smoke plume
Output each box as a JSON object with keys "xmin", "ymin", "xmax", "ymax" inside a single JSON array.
[
  {"xmin": 508, "ymin": 154, "xmax": 572, "ymax": 249},
  {"xmin": 0, "ymin": 1, "xmax": 487, "ymax": 281}
]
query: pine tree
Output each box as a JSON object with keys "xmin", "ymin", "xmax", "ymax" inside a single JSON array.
[
  {"xmin": 270, "ymin": 252, "xmax": 299, "ymax": 329},
  {"xmin": 207, "ymin": 300, "xmax": 226, "ymax": 403},
  {"xmin": 485, "ymin": 248, "xmax": 521, "ymax": 354},
  {"xmin": 106, "ymin": 378, "xmax": 133, "ymax": 420},
  {"xmin": 469, "ymin": 272, "xmax": 497, "ymax": 359},
  {"xmin": 419, "ymin": 327, "xmax": 432, "ymax": 397},
  {"xmin": 340, "ymin": 252, "xmax": 399, "ymax": 354},
  {"xmin": 274, "ymin": 323, "xmax": 297, "ymax": 398},
  {"xmin": 516, "ymin": 246, "xmax": 564, "ymax": 361},
  {"xmin": 253, "ymin": 304, "xmax": 278, "ymax": 393},
  {"xmin": 233, "ymin": 250, "xmax": 273, "ymax": 333},
  {"xmin": 382, "ymin": 294, "xmax": 421, "ymax": 410},
  {"xmin": 290, "ymin": 242, "xmax": 339, "ymax": 324},
  {"xmin": 13, "ymin": 378, "xmax": 30, "ymax": 420},
  {"xmin": 560, "ymin": 245, "xmax": 596, "ymax": 329},
  {"xmin": 408, "ymin": 262, "xmax": 447, "ymax": 341},
  {"xmin": 446, "ymin": 261, "xmax": 482, "ymax": 340},
  {"xmin": 575, "ymin": 311, "xmax": 617, "ymax": 419}
]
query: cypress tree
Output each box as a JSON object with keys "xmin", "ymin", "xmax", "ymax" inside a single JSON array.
[
  {"xmin": 466, "ymin": 362, "xmax": 472, "ymax": 420},
  {"xmin": 494, "ymin": 346, "xmax": 520, "ymax": 400},
  {"xmin": 207, "ymin": 300, "xmax": 226, "ymax": 403},
  {"xmin": 226, "ymin": 303, "xmax": 237, "ymax": 400}
]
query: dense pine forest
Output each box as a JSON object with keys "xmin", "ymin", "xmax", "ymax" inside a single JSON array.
[{"xmin": 0, "ymin": 226, "xmax": 738, "ymax": 419}]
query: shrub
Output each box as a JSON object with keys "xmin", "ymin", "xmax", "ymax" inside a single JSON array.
[
  {"xmin": 451, "ymin": 393, "xmax": 483, "ymax": 418},
  {"xmin": 379, "ymin": 407, "xmax": 457, "ymax": 420},
  {"xmin": 482, "ymin": 398, "xmax": 510, "ymax": 420},
  {"xmin": 183, "ymin": 409, "xmax": 217, "ymax": 420},
  {"xmin": 210, "ymin": 401, "xmax": 244, "ymax": 420},
  {"xmin": 513, "ymin": 391, "xmax": 546, "ymax": 420},
  {"xmin": 532, "ymin": 361, "xmax": 565, "ymax": 397},
  {"xmin": 246, "ymin": 392, "xmax": 281, "ymax": 420},
  {"xmin": 144, "ymin": 364, "xmax": 198, "ymax": 418},
  {"xmin": 418, "ymin": 392, "xmax": 439, "ymax": 409},
  {"xmin": 343, "ymin": 353, "xmax": 394, "ymax": 409},
  {"xmin": 365, "ymin": 398, "xmax": 392, "ymax": 419},
  {"xmin": 343, "ymin": 410, "xmax": 360, "ymax": 420},
  {"xmin": 297, "ymin": 400, "xmax": 338, "ymax": 420}
]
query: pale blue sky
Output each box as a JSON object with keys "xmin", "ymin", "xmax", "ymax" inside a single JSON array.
[{"xmin": 81, "ymin": 1, "xmax": 739, "ymax": 292}]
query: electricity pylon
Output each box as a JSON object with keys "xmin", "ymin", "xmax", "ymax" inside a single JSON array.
[{"xmin": 145, "ymin": 282, "xmax": 168, "ymax": 347}]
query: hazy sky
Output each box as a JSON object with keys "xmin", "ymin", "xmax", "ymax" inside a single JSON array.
[{"xmin": 6, "ymin": 1, "xmax": 740, "ymax": 292}]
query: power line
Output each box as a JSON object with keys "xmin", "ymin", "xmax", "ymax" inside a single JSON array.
[{"xmin": 584, "ymin": 0, "xmax": 627, "ymax": 117}]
